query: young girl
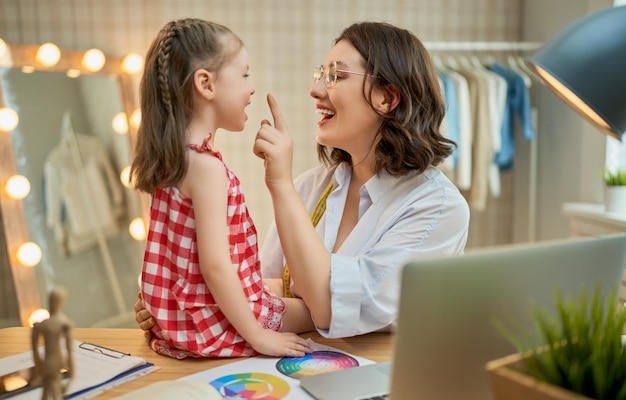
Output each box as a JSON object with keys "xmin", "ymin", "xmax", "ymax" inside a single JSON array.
[{"xmin": 130, "ymin": 18, "xmax": 313, "ymax": 359}]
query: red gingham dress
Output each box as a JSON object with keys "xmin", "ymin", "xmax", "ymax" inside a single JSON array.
[{"xmin": 140, "ymin": 136, "xmax": 286, "ymax": 359}]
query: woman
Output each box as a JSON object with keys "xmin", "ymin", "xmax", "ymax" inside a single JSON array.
[{"xmin": 135, "ymin": 21, "xmax": 469, "ymax": 339}]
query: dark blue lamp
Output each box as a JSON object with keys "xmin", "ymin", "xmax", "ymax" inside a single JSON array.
[{"xmin": 526, "ymin": 5, "xmax": 626, "ymax": 141}]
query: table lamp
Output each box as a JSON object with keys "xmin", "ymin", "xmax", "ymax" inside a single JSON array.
[{"xmin": 526, "ymin": 5, "xmax": 626, "ymax": 141}]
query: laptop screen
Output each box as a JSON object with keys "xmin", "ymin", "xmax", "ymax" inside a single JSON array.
[{"xmin": 390, "ymin": 234, "xmax": 626, "ymax": 400}]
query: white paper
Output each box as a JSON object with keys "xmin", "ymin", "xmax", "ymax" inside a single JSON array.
[
  {"xmin": 0, "ymin": 340, "xmax": 153, "ymax": 400},
  {"xmin": 179, "ymin": 338, "xmax": 375, "ymax": 400},
  {"xmin": 115, "ymin": 380, "xmax": 222, "ymax": 400}
]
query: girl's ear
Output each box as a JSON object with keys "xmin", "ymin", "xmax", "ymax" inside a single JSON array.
[{"xmin": 193, "ymin": 68, "xmax": 215, "ymax": 100}]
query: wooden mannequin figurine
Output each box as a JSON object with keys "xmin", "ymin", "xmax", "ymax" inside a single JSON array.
[{"xmin": 31, "ymin": 286, "xmax": 75, "ymax": 400}]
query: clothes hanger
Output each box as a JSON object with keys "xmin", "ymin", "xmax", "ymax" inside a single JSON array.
[
  {"xmin": 432, "ymin": 53, "xmax": 445, "ymax": 70},
  {"xmin": 444, "ymin": 54, "xmax": 461, "ymax": 70},
  {"xmin": 470, "ymin": 52, "xmax": 485, "ymax": 69},
  {"xmin": 507, "ymin": 53, "xmax": 532, "ymax": 88},
  {"xmin": 481, "ymin": 51, "xmax": 497, "ymax": 68},
  {"xmin": 513, "ymin": 48, "xmax": 540, "ymax": 86}
]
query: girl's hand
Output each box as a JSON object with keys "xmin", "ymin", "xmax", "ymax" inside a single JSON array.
[
  {"xmin": 253, "ymin": 93, "xmax": 294, "ymax": 191},
  {"xmin": 248, "ymin": 328, "xmax": 313, "ymax": 357}
]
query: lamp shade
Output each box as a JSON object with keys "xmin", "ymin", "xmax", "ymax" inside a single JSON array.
[{"xmin": 526, "ymin": 6, "xmax": 626, "ymax": 141}]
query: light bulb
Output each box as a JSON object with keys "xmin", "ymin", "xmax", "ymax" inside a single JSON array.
[
  {"xmin": 66, "ymin": 69, "xmax": 81, "ymax": 78},
  {"xmin": 130, "ymin": 108, "xmax": 141, "ymax": 129},
  {"xmin": 120, "ymin": 166, "xmax": 131, "ymax": 188},
  {"xmin": 0, "ymin": 38, "xmax": 6, "ymax": 59},
  {"xmin": 112, "ymin": 112, "xmax": 129, "ymax": 134},
  {"xmin": 35, "ymin": 43, "xmax": 61, "ymax": 67},
  {"xmin": 5, "ymin": 175, "xmax": 30, "ymax": 199},
  {"xmin": 2, "ymin": 374, "xmax": 28, "ymax": 391},
  {"xmin": 82, "ymin": 48, "xmax": 105, "ymax": 72},
  {"xmin": 28, "ymin": 308, "xmax": 50, "ymax": 327},
  {"xmin": 122, "ymin": 53, "xmax": 143, "ymax": 75},
  {"xmin": 0, "ymin": 107, "xmax": 18, "ymax": 132},
  {"xmin": 16, "ymin": 242, "xmax": 42, "ymax": 267},
  {"xmin": 129, "ymin": 218, "xmax": 146, "ymax": 241}
]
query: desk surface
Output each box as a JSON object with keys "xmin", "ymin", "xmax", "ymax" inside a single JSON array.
[{"xmin": 0, "ymin": 327, "xmax": 393, "ymax": 398}]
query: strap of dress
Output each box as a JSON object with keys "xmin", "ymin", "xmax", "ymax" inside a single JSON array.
[{"xmin": 187, "ymin": 134, "xmax": 214, "ymax": 153}]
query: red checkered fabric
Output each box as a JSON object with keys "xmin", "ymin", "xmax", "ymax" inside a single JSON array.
[{"xmin": 141, "ymin": 137, "xmax": 285, "ymax": 359}]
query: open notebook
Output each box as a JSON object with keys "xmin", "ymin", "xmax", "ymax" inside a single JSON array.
[
  {"xmin": 300, "ymin": 234, "xmax": 626, "ymax": 400},
  {"xmin": 0, "ymin": 340, "xmax": 157, "ymax": 400}
]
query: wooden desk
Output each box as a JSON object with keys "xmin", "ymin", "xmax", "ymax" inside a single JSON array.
[{"xmin": 0, "ymin": 327, "xmax": 393, "ymax": 398}]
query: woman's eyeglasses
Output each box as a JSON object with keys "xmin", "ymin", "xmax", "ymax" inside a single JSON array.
[{"xmin": 313, "ymin": 60, "xmax": 378, "ymax": 88}]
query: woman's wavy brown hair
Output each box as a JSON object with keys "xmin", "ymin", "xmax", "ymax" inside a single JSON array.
[
  {"xmin": 130, "ymin": 18, "xmax": 243, "ymax": 194},
  {"xmin": 317, "ymin": 21, "xmax": 455, "ymax": 176}
]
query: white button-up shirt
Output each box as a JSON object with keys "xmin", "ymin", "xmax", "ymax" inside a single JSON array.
[{"xmin": 261, "ymin": 162, "xmax": 470, "ymax": 338}]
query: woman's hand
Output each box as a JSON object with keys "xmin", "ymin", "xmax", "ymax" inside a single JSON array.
[
  {"xmin": 253, "ymin": 93, "xmax": 294, "ymax": 191},
  {"xmin": 134, "ymin": 292, "xmax": 156, "ymax": 339}
]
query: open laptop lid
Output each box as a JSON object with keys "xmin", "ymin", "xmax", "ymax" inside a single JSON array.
[{"xmin": 390, "ymin": 234, "xmax": 626, "ymax": 400}]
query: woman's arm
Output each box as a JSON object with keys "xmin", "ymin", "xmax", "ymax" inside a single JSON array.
[
  {"xmin": 267, "ymin": 183, "xmax": 333, "ymax": 329},
  {"xmin": 254, "ymin": 94, "xmax": 333, "ymax": 329}
]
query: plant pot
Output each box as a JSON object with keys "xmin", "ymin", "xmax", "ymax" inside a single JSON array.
[
  {"xmin": 485, "ymin": 352, "xmax": 593, "ymax": 400},
  {"xmin": 604, "ymin": 186, "xmax": 626, "ymax": 215}
]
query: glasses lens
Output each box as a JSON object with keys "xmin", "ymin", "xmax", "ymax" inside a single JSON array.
[
  {"xmin": 327, "ymin": 61, "xmax": 337, "ymax": 87},
  {"xmin": 313, "ymin": 66, "xmax": 323, "ymax": 84}
]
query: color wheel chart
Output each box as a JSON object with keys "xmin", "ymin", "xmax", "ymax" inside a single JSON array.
[
  {"xmin": 209, "ymin": 372, "xmax": 290, "ymax": 399},
  {"xmin": 182, "ymin": 342, "xmax": 372, "ymax": 399},
  {"xmin": 206, "ymin": 351, "xmax": 360, "ymax": 399},
  {"xmin": 276, "ymin": 350, "xmax": 360, "ymax": 379}
]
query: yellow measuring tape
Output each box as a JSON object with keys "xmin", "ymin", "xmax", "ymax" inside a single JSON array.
[{"xmin": 282, "ymin": 179, "xmax": 334, "ymax": 298}]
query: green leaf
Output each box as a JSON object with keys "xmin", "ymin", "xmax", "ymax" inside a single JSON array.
[
  {"xmin": 495, "ymin": 284, "xmax": 626, "ymax": 399},
  {"xmin": 603, "ymin": 168, "xmax": 626, "ymax": 186}
]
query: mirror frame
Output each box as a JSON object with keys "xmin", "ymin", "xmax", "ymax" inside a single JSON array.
[{"xmin": 0, "ymin": 42, "xmax": 139, "ymax": 326}]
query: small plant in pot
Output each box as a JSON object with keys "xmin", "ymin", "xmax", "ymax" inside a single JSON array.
[
  {"xmin": 604, "ymin": 169, "xmax": 626, "ymax": 186},
  {"xmin": 603, "ymin": 169, "xmax": 626, "ymax": 215},
  {"xmin": 488, "ymin": 286, "xmax": 626, "ymax": 400}
]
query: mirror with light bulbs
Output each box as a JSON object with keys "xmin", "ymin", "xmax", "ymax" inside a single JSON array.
[{"xmin": 0, "ymin": 41, "xmax": 147, "ymax": 328}]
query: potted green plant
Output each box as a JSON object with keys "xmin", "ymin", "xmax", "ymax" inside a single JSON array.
[
  {"xmin": 603, "ymin": 169, "xmax": 626, "ymax": 215},
  {"xmin": 486, "ymin": 286, "xmax": 626, "ymax": 400}
]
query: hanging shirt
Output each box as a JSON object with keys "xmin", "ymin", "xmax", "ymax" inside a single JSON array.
[
  {"xmin": 44, "ymin": 133, "xmax": 123, "ymax": 256},
  {"xmin": 261, "ymin": 163, "xmax": 470, "ymax": 338},
  {"xmin": 454, "ymin": 66, "xmax": 493, "ymax": 211},
  {"xmin": 440, "ymin": 67, "xmax": 473, "ymax": 190},
  {"xmin": 489, "ymin": 62, "xmax": 537, "ymax": 170},
  {"xmin": 438, "ymin": 70, "xmax": 461, "ymax": 167}
]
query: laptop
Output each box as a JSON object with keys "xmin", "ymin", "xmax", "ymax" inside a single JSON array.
[{"xmin": 300, "ymin": 234, "xmax": 626, "ymax": 400}]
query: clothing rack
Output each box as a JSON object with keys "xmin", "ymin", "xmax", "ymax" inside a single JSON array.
[
  {"xmin": 425, "ymin": 41, "xmax": 542, "ymax": 243},
  {"xmin": 423, "ymin": 41, "xmax": 543, "ymax": 52}
]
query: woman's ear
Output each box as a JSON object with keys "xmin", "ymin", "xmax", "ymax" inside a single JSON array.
[
  {"xmin": 193, "ymin": 68, "xmax": 215, "ymax": 100},
  {"xmin": 380, "ymin": 84, "xmax": 400, "ymax": 113}
]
